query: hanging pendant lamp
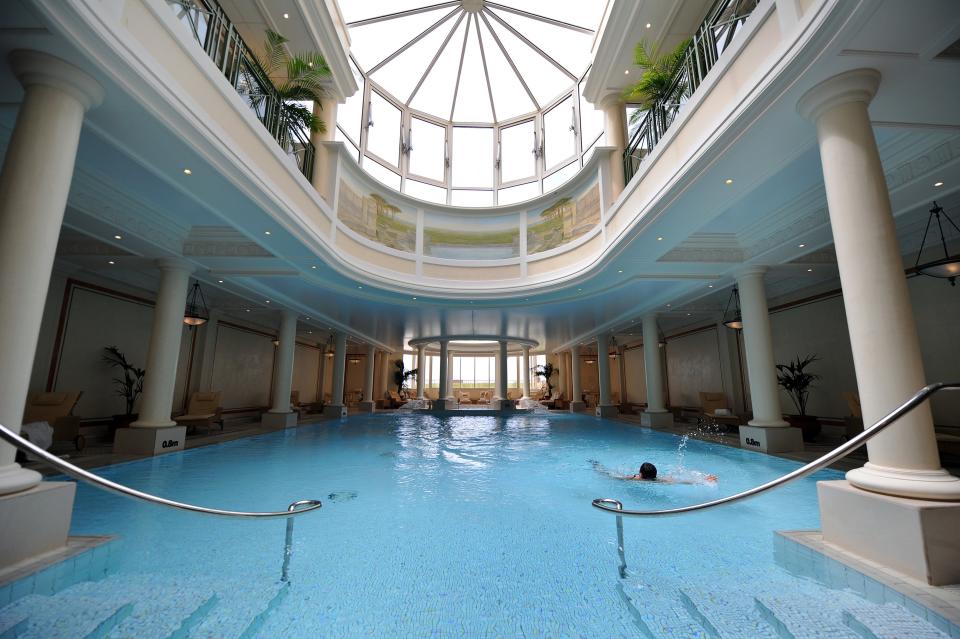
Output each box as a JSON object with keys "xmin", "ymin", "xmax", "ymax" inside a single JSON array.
[
  {"xmin": 915, "ymin": 201, "xmax": 960, "ymax": 286},
  {"xmin": 722, "ymin": 287, "xmax": 743, "ymax": 330},
  {"xmin": 183, "ymin": 281, "xmax": 209, "ymax": 327}
]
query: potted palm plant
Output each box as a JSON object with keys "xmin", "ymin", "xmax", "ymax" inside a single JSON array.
[
  {"xmin": 394, "ymin": 359, "xmax": 418, "ymax": 398},
  {"xmin": 102, "ymin": 346, "xmax": 145, "ymax": 432},
  {"xmin": 776, "ymin": 354, "xmax": 821, "ymax": 442},
  {"xmin": 533, "ymin": 362, "xmax": 557, "ymax": 398},
  {"xmin": 623, "ymin": 38, "xmax": 691, "ymax": 128},
  {"xmin": 254, "ymin": 30, "xmax": 331, "ymax": 143}
]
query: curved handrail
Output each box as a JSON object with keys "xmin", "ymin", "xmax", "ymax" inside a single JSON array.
[
  {"xmin": 0, "ymin": 423, "xmax": 322, "ymax": 519},
  {"xmin": 592, "ymin": 382, "xmax": 960, "ymax": 517}
]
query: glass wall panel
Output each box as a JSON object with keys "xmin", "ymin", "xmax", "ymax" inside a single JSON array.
[
  {"xmin": 450, "ymin": 190, "xmax": 494, "ymax": 208},
  {"xmin": 366, "ymin": 91, "xmax": 402, "ymax": 166},
  {"xmin": 543, "ymin": 95, "xmax": 576, "ymax": 171},
  {"xmin": 499, "ymin": 120, "xmax": 535, "ymax": 184},
  {"xmin": 542, "ymin": 160, "xmax": 579, "ymax": 192},
  {"xmin": 507, "ymin": 356, "xmax": 519, "ymax": 388},
  {"xmin": 429, "ymin": 355, "xmax": 440, "ymax": 387},
  {"xmin": 497, "ymin": 181, "xmax": 539, "ymax": 206},
  {"xmin": 451, "ymin": 127, "xmax": 493, "ymax": 187},
  {"xmin": 409, "ymin": 118, "xmax": 446, "ymax": 182},
  {"xmin": 336, "ymin": 126, "xmax": 360, "ymax": 162},
  {"xmin": 361, "ymin": 159, "xmax": 402, "ymax": 191},
  {"xmin": 337, "ymin": 59, "xmax": 365, "ymax": 145},
  {"xmin": 405, "ymin": 179, "xmax": 447, "ymax": 204}
]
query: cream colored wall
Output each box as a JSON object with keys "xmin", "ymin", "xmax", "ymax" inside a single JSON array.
[
  {"xmin": 623, "ymin": 347, "xmax": 647, "ymax": 404},
  {"xmin": 292, "ymin": 343, "xmax": 321, "ymax": 403},
  {"xmin": 665, "ymin": 328, "xmax": 725, "ymax": 408},
  {"xmin": 209, "ymin": 324, "xmax": 274, "ymax": 410}
]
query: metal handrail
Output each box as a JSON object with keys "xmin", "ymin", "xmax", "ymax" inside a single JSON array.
[
  {"xmin": 592, "ymin": 382, "xmax": 960, "ymax": 517},
  {"xmin": 0, "ymin": 423, "xmax": 322, "ymax": 519}
]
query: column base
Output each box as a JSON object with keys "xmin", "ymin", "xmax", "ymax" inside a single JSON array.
[
  {"xmin": 0, "ymin": 481, "xmax": 75, "ymax": 572},
  {"xmin": 358, "ymin": 400, "xmax": 376, "ymax": 413},
  {"xmin": 114, "ymin": 425, "xmax": 186, "ymax": 455},
  {"xmin": 640, "ymin": 411, "xmax": 673, "ymax": 427},
  {"xmin": 595, "ymin": 404, "xmax": 619, "ymax": 418},
  {"xmin": 818, "ymin": 479, "xmax": 960, "ymax": 585},
  {"xmin": 0, "ymin": 464, "xmax": 43, "ymax": 495},
  {"xmin": 323, "ymin": 404, "xmax": 348, "ymax": 418},
  {"xmin": 432, "ymin": 398, "xmax": 452, "ymax": 410},
  {"xmin": 493, "ymin": 400, "xmax": 516, "ymax": 411},
  {"xmin": 262, "ymin": 411, "xmax": 298, "ymax": 428},
  {"xmin": 739, "ymin": 424, "xmax": 803, "ymax": 453},
  {"xmin": 846, "ymin": 463, "xmax": 960, "ymax": 501},
  {"xmin": 569, "ymin": 401, "xmax": 586, "ymax": 412}
]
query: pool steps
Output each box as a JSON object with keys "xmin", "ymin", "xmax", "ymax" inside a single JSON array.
[{"xmin": 0, "ymin": 572, "xmax": 953, "ymax": 637}]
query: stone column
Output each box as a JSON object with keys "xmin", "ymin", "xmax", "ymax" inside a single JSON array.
[
  {"xmin": 570, "ymin": 348, "xmax": 585, "ymax": 411},
  {"xmin": 416, "ymin": 345, "xmax": 426, "ymax": 399},
  {"xmin": 640, "ymin": 315, "xmax": 671, "ymax": 426},
  {"xmin": 310, "ymin": 97, "xmax": 338, "ymax": 202},
  {"xmin": 798, "ymin": 69, "xmax": 960, "ymax": 500},
  {"xmin": 521, "ymin": 346, "xmax": 531, "ymax": 399},
  {"xmin": 130, "ymin": 261, "xmax": 193, "ymax": 428},
  {"xmin": 596, "ymin": 335, "xmax": 618, "ymax": 417},
  {"xmin": 379, "ymin": 351, "xmax": 392, "ymax": 403},
  {"xmin": 317, "ymin": 341, "xmax": 328, "ymax": 403},
  {"xmin": 324, "ymin": 332, "xmax": 348, "ymax": 417},
  {"xmin": 264, "ymin": 310, "xmax": 298, "ymax": 427},
  {"xmin": 359, "ymin": 344, "xmax": 376, "ymax": 413},
  {"xmin": 436, "ymin": 340, "xmax": 450, "ymax": 410},
  {"xmin": 0, "ymin": 51, "xmax": 103, "ymax": 495},
  {"xmin": 617, "ymin": 343, "xmax": 627, "ymax": 406},
  {"xmin": 447, "ymin": 350, "xmax": 454, "ymax": 400},
  {"xmin": 196, "ymin": 309, "xmax": 220, "ymax": 392},
  {"xmin": 600, "ymin": 94, "xmax": 627, "ymax": 198},
  {"xmin": 498, "ymin": 341, "xmax": 511, "ymax": 409}
]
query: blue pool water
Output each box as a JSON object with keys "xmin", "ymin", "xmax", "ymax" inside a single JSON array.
[{"xmin": 3, "ymin": 412, "xmax": 954, "ymax": 638}]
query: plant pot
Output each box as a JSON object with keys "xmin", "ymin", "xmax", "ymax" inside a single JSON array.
[
  {"xmin": 111, "ymin": 413, "xmax": 138, "ymax": 435},
  {"xmin": 785, "ymin": 414, "xmax": 820, "ymax": 442}
]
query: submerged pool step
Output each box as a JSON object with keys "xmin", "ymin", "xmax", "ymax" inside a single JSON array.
[
  {"xmin": 616, "ymin": 582, "xmax": 711, "ymax": 639},
  {"xmin": 187, "ymin": 581, "xmax": 287, "ymax": 639},
  {"xmin": 0, "ymin": 592, "xmax": 134, "ymax": 639},
  {"xmin": 756, "ymin": 595, "xmax": 860, "ymax": 639},
  {"xmin": 679, "ymin": 588, "xmax": 778, "ymax": 639},
  {"xmin": 842, "ymin": 603, "xmax": 950, "ymax": 639}
]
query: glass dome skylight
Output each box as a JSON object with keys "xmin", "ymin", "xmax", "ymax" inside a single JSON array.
[{"xmin": 335, "ymin": 1, "xmax": 607, "ymax": 207}]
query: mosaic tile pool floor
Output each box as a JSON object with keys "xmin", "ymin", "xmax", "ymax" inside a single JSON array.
[{"xmin": 1, "ymin": 412, "xmax": 954, "ymax": 637}]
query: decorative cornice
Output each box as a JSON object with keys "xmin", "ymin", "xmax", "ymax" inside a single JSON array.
[
  {"xmin": 796, "ymin": 68, "xmax": 880, "ymax": 122},
  {"xmin": 9, "ymin": 49, "xmax": 104, "ymax": 109},
  {"xmin": 884, "ymin": 136, "xmax": 960, "ymax": 191},
  {"xmin": 183, "ymin": 227, "xmax": 273, "ymax": 257}
]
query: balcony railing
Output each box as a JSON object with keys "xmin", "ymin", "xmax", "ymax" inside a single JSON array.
[
  {"xmin": 167, "ymin": 0, "xmax": 316, "ymax": 180},
  {"xmin": 623, "ymin": 0, "xmax": 758, "ymax": 183}
]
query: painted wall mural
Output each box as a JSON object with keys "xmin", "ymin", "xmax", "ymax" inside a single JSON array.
[
  {"xmin": 337, "ymin": 178, "xmax": 416, "ymax": 252},
  {"xmin": 526, "ymin": 183, "xmax": 600, "ymax": 254},
  {"xmin": 423, "ymin": 211, "xmax": 520, "ymax": 260}
]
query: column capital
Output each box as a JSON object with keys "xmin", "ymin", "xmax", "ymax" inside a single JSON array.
[
  {"xmin": 597, "ymin": 92, "xmax": 624, "ymax": 109},
  {"xmin": 155, "ymin": 257, "xmax": 194, "ymax": 274},
  {"xmin": 797, "ymin": 68, "xmax": 880, "ymax": 123},
  {"xmin": 10, "ymin": 50, "xmax": 104, "ymax": 110},
  {"xmin": 735, "ymin": 265, "xmax": 769, "ymax": 281}
]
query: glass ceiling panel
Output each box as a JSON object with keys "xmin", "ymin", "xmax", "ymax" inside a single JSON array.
[
  {"xmin": 476, "ymin": 16, "xmax": 536, "ymax": 119},
  {"xmin": 483, "ymin": 12, "xmax": 573, "ymax": 107},
  {"xmin": 486, "ymin": 7, "xmax": 591, "ymax": 79},
  {"xmin": 452, "ymin": 16, "xmax": 495, "ymax": 122},
  {"xmin": 338, "ymin": 1, "xmax": 452, "ymax": 25},
  {"xmin": 348, "ymin": 7, "xmax": 453, "ymax": 71},
  {"xmin": 486, "ymin": 0, "xmax": 605, "ymax": 31},
  {"xmin": 409, "ymin": 17, "xmax": 468, "ymax": 118}
]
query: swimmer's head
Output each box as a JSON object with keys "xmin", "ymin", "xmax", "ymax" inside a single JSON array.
[{"xmin": 639, "ymin": 462, "xmax": 657, "ymax": 480}]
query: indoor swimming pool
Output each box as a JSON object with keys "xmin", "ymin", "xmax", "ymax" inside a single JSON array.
[{"xmin": 1, "ymin": 413, "xmax": 955, "ymax": 638}]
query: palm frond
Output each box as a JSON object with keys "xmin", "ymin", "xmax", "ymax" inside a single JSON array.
[{"xmin": 257, "ymin": 29, "xmax": 289, "ymax": 76}]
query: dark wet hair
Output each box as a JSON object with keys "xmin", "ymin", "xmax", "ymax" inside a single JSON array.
[{"xmin": 639, "ymin": 462, "xmax": 657, "ymax": 479}]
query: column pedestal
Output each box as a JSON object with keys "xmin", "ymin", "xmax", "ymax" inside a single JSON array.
[
  {"xmin": 114, "ymin": 425, "xmax": 187, "ymax": 455},
  {"xmin": 0, "ymin": 482, "xmax": 75, "ymax": 572},
  {"xmin": 595, "ymin": 405, "xmax": 619, "ymax": 418},
  {"xmin": 569, "ymin": 401, "xmax": 586, "ymax": 412},
  {"xmin": 326, "ymin": 332, "xmax": 347, "ymax": 418},
  {"xmin": 739, "ymin": 424, "xmax": 804, "ymax": 453},
  {"xmin": 818, "ymin": 480, "xmax": 960, "ymax": 585},
  {"xmin": 640, "ymin": 411, "xmax": 673, "ymax": 427},
  {"xmin": 431, "ymin": 398, "xmax": 452, "ymax": 411},
  {"xmin": 261, "ymin": 412, "xmax": 298, "ymax": 428},
  {"xmin": 323, "ymin": 404, "xmax": 348, "ymax": 418},
  {"xmin": 358, "ymin": 401, "xmax": 375, "ymax": 413}
]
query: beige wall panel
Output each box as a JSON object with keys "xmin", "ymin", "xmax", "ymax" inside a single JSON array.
[
  {"xmin": 526, "ymin": 234, "xmax": 603, "ymax": 277},
  {"xmin": 172, "ymin": 325, "xmax": 197, "ymax": 412},
  {"xmin": 210, "ymin": 325, "xmax": 274, "ymax": 409},
  {"xmin": 665, "ymin": 329, "xmax": 723, "ymax": 408},
  {"xmin": 623, "ymin": 347, "xmax": 647, "ymax": 404},
  {"xmin": 421, "ymin": 263, "xmax": 521, "ymax": 280},
  {"xmin": 292, "ymin": 344, "xmax": 321, "ymax": 403},
  {"xmin": 52, "ymin": 287, "xmax": 155, "ymax": 419},
  {"xmin": 335, "ymin": 233, "xmax": 417, "ymax": 274}
]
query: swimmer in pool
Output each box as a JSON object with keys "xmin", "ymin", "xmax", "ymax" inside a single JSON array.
[{"xmin": 589, "ymin": 460, "xmax": 717, "ymax": 484}]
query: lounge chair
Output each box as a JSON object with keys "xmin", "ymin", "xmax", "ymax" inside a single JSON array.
[
  {"xmin": 387, "ymin": 390, "xmax": 404, "ymax": 408},
  {"xmin": 540, "ymin": 391, "xmax": 563, "ymax": 410},
  {"xmin": 23, "ymin": 391, "xmax": 84, "ymax": 450},
  {"xmin": 477, "ymin": 391, "xmax": 490, "ymax": 405},
  {"xmin": 175, "ymin": 391, "xmax": 224, "ymax": 433},
  {"xmin": 458, "ymin": 391, "xmax": 472, "ymax": 405},
  {"xmin": 699, "ymin": 391, "xmax": 737, "ymax": 430}
]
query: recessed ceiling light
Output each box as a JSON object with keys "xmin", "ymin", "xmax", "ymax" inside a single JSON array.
[
  {"xmin": 114, "ymin": 234, "xmax": 122, "ymax": 240},
  {"xmin": 107, "ymin": 260, "xmax": 115, "ymax": 265},
  {"xmin": 283, "ymin": 13, "xmax": 289, "ymax": 19},
  {"xmin": 798, "ymin": 243, "xmax": 806, "ymax": 248},
  {"xmin": 666, "ymin": 304, "xmax": 671, "ymax": 307},
  {"xmin": 807, "ymin": 268, "xmax": 813, "ymax": 272},
  {"xmin": 933, "ymin": 181, "xmax": 944, "ymax": 187},
  {"xmin": 686, "ymin": 313, "xmax": 691, "ymax": 316},
  {"xmin": 306, "ymin": 316, "xmax": 310, "ymax": 319},
  {"xmin": 217, "ymin": 279, "xmax": 224, "ymax": 283},
  {"xmin": 617, "ymin": 269, "xmax": 623, "ymax": 273},
  {"xmin": 245, "ymin": 309, "xmax": 251, "ymax": 312},
  {"xmin": 412, "ymin": 297, "xmax": 417, "ymax": 300},
  {"xmin": 657, "ymin": 236, "xmax": 663, "ymax": 241},
  {"xmin": 357, "ymin": 285, "xmax": 363, "ymax": 289},
  {"xmin": 624, "ymin": 69, "xmax": 630, "ymax": 75},
  {"xmin": 308, "ymin": 330, "xmax": 313, "ymax": 334},
  {"xmin": 265, "ymin": 300, "xmax": 270, "ymax": 304},
  {"xmin": 182, "ymin": 168, "xmax": 192, "ymax": 175},
  {"xmin": 724, "ymin": 178, "xmax": 734, "ymax": 185},
  {"xmin": 264, "ymin": 230, "xmax": 271, "ymax": 235},
  {"xmin": 645, "ymin": 23, "xmax": 651, "ymax": 28},
  {"xmin": 311, "ymin": 265, "xmax": 317, "ymax": 269},
  {"xmin": 708, "ymin": 284, "xmax": 714, "ymax": 288}
]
